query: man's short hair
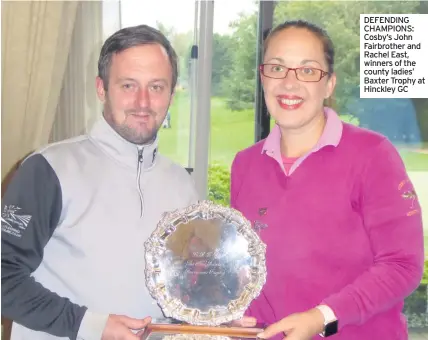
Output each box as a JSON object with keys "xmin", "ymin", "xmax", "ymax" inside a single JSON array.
[{"xmin": 98, "ymin": 25, "xmax": 178, "ymax": 92}]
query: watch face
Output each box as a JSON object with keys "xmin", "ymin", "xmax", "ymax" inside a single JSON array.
[{"xmin": 324, "ymin": 320, "xmax": 338, "ymax": 337}]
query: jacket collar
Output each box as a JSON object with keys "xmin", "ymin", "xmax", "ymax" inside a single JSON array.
[
  {"xmin": 89, "ymin": 116, "xmax": 158, "ymax": 171},
  {"xmin": 262, "ymin": 106, "xmax": 343, "ymax": 158}
]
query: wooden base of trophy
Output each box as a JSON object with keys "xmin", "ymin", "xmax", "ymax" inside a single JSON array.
[{"xmin": 141, "ymin": 322, "xmax": 264, "ymax": 340}]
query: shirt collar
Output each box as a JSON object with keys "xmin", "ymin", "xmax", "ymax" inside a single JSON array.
[
  {"xmin": 262, "ymin": 106, "xmax": 343, "ymax": 158},
  {"xmin": 89, "ymin": 116, "xmax": 158, "ymax": 171}
]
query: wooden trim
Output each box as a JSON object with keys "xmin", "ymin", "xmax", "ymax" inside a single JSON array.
[{"xmin": 143, "ymin": 323, "xmax": 263, "ymax": 339}]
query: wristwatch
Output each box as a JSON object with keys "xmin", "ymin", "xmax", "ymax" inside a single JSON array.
[{"xmin": 316, "ymin": 305, "xmax": 338, "ymax": 337}]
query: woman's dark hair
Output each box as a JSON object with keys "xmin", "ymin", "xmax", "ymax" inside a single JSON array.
[
  {"xmin": 264, "ymin": 20, "xmax": 335, "ymax": 74},
  {"xmin": 98, "ymin": 24, "xmax": 178, "ymax": 92}
]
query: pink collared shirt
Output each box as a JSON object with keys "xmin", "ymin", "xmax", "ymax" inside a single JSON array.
[{"xmin": 263, "ymin": 107, "xmax": 343, "ymax": 175}]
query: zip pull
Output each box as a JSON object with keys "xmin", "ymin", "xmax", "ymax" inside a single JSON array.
[{"xmin": 138, "ymin": 148, "xmax": 143, "ymax": 164}]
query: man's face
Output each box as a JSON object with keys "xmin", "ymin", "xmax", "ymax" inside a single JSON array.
[{"xmin": 96, "ymin": 44, "xmax": 174, "ymax": 144}]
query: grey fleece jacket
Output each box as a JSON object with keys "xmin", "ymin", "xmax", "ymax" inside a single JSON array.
[{"xmin": 1, "ymin": 117, "xmax": 199, "ymax": 340}]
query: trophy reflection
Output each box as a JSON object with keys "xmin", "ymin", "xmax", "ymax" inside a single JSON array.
[{"xmin": 143, "ymin": 201, "xmax": 267, "ymax": 340}]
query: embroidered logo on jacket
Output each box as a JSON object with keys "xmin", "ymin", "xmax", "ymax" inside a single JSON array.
[
  {"xmin": 258, "ymin": 208, "xmax": 268, "ymax": 216},
  {"xmin": 398, "ymin": 179, "xmax": 419, "ymax": 216},
  {"xmin": 253, "ymin": 208, "xmax": 268, "ymax": 233},
  {"xmin": 1, "ymin": 205, "xmax": 32, "ymax": 238}
]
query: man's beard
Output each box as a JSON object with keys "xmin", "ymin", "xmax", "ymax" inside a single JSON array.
[
  {"xmin": 114, "ymin": 123, "xmax": 157, "ymax": 145},
  {"xmin": 103, "ymin": 98, "xmax": 163, "ymax": 145}
]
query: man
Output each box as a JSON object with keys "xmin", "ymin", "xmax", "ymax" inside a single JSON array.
[{"xmin": 1, "ymin": 25, "xmax": 199, "ymax": 340}]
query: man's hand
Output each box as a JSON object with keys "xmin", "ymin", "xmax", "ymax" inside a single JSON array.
[
  {"xmin": 101, "ymin": 315, "xmax": 151, "ymax": 340},
  {"xmin": 257, "ymin": 308, "xmax": 325, "ymax": 340}
]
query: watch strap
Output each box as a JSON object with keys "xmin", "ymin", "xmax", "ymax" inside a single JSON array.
[{"xmin": 316, "ymin": 305, "xmax": 338, "ymax": 337}]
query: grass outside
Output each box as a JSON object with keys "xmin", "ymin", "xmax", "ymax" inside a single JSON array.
[
  {"xmin": 159, "ymin": 90, "xmax": 428, "ymax": 172},
  {"xmin": 425, "ymin": 235, "xmax": 428, "ymax": 255},
  {"xmin": 159, "ymin": 92, "xmax": 254, "ymax": 167}
]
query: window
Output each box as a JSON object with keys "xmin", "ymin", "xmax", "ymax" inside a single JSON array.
[
  {"xmin": 208, "ymin": 0, "xmax": 258, "ymax": 205},
  {"xmin": 120, "ymin": 0, "xmax": 198, "ymax": 168}
]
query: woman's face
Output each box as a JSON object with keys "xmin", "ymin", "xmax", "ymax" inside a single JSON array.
[{"xmin": 261, "ymin": 27, "xmax": 336, "ymax": 130}]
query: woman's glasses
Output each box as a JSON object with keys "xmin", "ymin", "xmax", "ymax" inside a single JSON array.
[{"xmin": 259, "ymin": 64, "xmax": 329, "ymax": 82}]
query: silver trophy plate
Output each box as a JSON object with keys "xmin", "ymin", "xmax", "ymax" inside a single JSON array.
[{"xmin": 144, "ymin": 200, "xmax": 267, "ymax": 326}]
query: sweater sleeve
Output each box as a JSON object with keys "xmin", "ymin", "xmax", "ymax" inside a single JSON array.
[
  {"xmin": 1, "ymin": 154, "xmax": 88, "ymax": 339},
  {"xmin": 230, "ymin": 151, "xmax": 256, "ymax": 319},
  {"xmin": 322, "ymin": 138, "xmax": 425, "ymax": 328}
]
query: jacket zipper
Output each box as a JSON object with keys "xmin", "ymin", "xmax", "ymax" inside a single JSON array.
[{"xmin": 137, "ymin": 148, "xmax": 144, "ymax": 218}]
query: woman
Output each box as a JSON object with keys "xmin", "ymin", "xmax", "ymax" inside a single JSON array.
[{"xmin": 230, "ymin": 20, "xmax": 424, "ymax": 339}]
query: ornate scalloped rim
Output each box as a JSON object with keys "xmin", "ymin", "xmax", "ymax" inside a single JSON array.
[{"xmin": 144, "ymin": 200, "xmax": 267, "ymax": 326}]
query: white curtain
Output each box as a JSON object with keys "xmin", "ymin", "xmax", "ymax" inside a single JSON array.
[
  {"xmin": 1, "ymin": 0, "xmax": 78, "ymax": 181},
  {"xmin": 50, "ymin": 1, "xmax": 103, "ymax": 142}
]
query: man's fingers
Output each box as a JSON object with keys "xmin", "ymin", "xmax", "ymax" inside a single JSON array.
[
  {"xmin": 130, "ymin": 331, "xmax": 144, "ymax": 340},
  {"xmin": 120, "ymin": 315, "xmax": 152, "ymax": 330},
  {"xmin": 136, "ymin": 328, "xmax": 147, "ymax": 338},
  {"xmin": 139, "ymin": 316, "xmax": 152, "ymax": 329},
  {"xmin": 123, "ymin": 323, "xmax": 150, "ymax": 340},
  {"xmin": 113, "ymin": 326, "xmax": 142, "ymax": 340}
]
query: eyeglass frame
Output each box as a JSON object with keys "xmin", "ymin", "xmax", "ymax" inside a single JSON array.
[{"xmin": 259, "ymin": 63, "xmax": 330, "ymax": 82}]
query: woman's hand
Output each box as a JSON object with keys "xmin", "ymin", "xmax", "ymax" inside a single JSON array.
[
  {"xmin": 230, "ymin": 316, "xmax": 257, "ymax": 327},
  {"xmin": 257, "ymin": 308, "xmax": 325, "ymax": 340}
]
